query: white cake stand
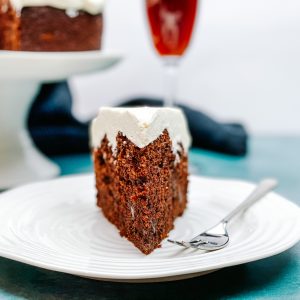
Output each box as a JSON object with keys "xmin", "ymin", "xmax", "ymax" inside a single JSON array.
[{"xmin": 0, "ymin": 51, "xmax": 121, "ymax": 189}]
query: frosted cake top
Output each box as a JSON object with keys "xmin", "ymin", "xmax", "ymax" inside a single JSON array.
[
  {"xmin": 9, "ymin": 0, "xmax": 105, "ymax": 15},
  {"xmin": 91, "ymin": 107, "xmax": 192, "ymax": 153}
]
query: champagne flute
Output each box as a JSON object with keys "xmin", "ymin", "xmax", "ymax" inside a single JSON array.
[{"xmin": 146, "ymin": 0, "xmax": 198, "ymax": 107}]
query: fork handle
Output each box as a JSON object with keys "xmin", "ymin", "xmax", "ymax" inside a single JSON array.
[{"xmin": 222, "ymin": 178, "xmax": 278, "ymax": 224}]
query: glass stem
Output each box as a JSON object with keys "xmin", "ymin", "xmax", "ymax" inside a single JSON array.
[{"xmin": 163, "ymin": 57, "xmax": 179, "ymax": 107}]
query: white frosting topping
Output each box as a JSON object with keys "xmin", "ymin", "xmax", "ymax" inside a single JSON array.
[
  {"xmin": 9, "ymin": 0, "xmax": 105, "ymax": 15},
  {"xmin": 91, "ymin": 107, "xmax": 192, "ymax": 154}
]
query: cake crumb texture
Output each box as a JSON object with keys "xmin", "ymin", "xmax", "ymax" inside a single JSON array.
[{"xmin": 94, "ymin": 130, "xmax": 188, "ymax": 255}]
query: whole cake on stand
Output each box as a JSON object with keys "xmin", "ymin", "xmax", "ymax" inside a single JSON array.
[
  {"xmin": 91, "ymin": 107, "xmax": 191, "ymax": 254},
  {"xmin": 0, "ymin": 0, "xmax": 122, "ymax": 189},
  {"xmin": 0, "ymin": 0, "xmax": 104, "ymax": 51}
]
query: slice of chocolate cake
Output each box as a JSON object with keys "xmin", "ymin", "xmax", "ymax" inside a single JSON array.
[
  {"xmin": 0, "ymin": 0, "xmax": 104, "ymax": 51},
  {"xmin": 91, "ymin": 107, "xmax": 191, "ymax": 254}
]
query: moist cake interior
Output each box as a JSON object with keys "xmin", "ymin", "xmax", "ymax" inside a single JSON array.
[{"xmin": 94, "ymin": 130, "xmax": 188, "ymax": 254}]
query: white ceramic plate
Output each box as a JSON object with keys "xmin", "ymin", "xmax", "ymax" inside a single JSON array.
[
  {"xmin": 0, "ymin": 50, "xmax": 122, "ymax": 80},
  {"xmin": 0, "ymin": 175, "xmax": 299, "ymax": 282}
]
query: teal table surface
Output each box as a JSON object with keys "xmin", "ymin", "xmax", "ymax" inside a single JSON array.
[{"xmin": 0, "ymin": 136, "xmax": 299, "ymax": 299}]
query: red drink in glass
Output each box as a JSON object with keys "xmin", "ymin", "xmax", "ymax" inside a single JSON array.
[
  {"xmin": 145, "ymin": 0, "xmax": 198, "ymax": 106},
  {"xmin": 146, "ymin": 0, "xmax": 198, "ymax": 56}
]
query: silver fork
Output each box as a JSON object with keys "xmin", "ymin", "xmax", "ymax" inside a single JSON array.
[{"xmin": 168, "ymin": 178, "xmax": 278, "ymax": 251}]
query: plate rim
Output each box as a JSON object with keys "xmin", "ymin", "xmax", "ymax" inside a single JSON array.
[{"xmin": 0, "ymin": 174, "xmax": 299, "ymax": 282}]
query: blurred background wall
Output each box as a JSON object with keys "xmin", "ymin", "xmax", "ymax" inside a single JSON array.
[{"xmin": 70, "ymin": 0, "xmax": 300, "ymax": 135}]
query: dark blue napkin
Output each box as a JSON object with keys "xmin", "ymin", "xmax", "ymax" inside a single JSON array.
[{"xmin": 28, "ymin": 82, "xmax": 248, "ymax": 156}]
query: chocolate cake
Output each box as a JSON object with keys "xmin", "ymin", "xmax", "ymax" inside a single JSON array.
[
  {"xmin": 0, "ymin": 0, "xmax": 104, "ymax": 51},
  {"xmin": 91, "ymin": 107, "xmax": 191, "ymax": 254}
]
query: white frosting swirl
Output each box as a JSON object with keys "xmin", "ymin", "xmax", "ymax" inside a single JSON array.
[
  {"xmin": 91, "ymin": 107, "xmax": 192, "ymax": 155},
  {"xmin": 10, "ymin": 0, "xmax": 105, "ymax": 15}
]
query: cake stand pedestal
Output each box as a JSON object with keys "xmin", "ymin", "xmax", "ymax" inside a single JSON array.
[{"xmin": 0, "ymin": 51, "xmax": 121, "ymax": 189}]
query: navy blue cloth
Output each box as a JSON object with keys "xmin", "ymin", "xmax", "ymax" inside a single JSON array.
[{"xmin": 28, "ymin": 82, "xmax": 248, "ymax": 156}]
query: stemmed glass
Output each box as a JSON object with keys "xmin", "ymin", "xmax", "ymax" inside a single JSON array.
[{"xmin": 146, "ymin": 0, "xmax": 198, "ymax": 107}]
